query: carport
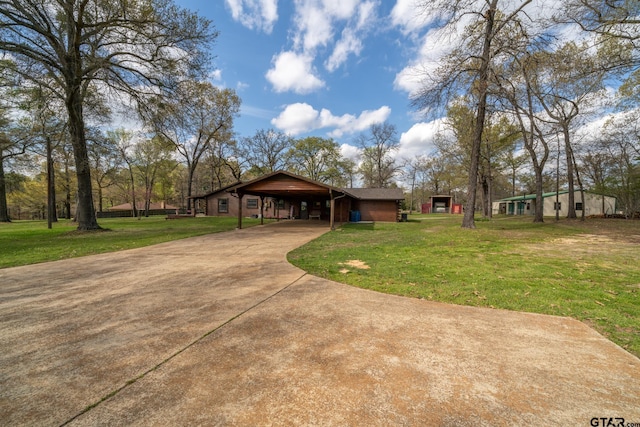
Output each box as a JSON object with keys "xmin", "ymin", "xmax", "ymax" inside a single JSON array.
[{"xmin": 232, "ymin": 171, "xmax": 349, "ymax": 230}]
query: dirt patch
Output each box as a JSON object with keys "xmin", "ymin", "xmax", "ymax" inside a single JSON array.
[
  {"xmin": 340, "ymin": 259, "xmax": 370, "ymax": 269},
  {"xmin": 524, "ymin": 232, "xmax": 637, "ymax": 257}
]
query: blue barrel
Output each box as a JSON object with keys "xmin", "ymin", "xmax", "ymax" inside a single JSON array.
[{"xmin": 349, "ymin": 210, "xmax": 361, "ymax": 222}]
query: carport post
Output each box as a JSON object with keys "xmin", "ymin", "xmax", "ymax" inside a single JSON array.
[
  {"xmin": 237, "ymin": 191, "xmax": 243, "ymax": 229},
  {"xmin": 260, "ymin": 196, "xmax": 265, "ymax": 225},
  {"xmin": 329, "ymin": 190, "xmax": 335, "ymax": 230}
]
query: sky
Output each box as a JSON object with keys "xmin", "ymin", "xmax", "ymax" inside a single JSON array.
[
  {"xmin": 172, "ymin": 0, "xmax": 448, "ymax": 163},
  {"xmin": 169, "ymin": 0, "xmax": 609, "ymax": 168}
]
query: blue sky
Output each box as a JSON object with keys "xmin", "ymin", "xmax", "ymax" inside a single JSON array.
[
  {"xmin": 173, "ymin": 0, "xmax": 443, "ymax": 161},
  {"xmin": 170, "ymin": 0, "xmax": 603, "ymax": 166}
]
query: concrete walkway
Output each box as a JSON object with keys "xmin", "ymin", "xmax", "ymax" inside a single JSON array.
[{"xmin": 1, "ymin": 221, "xmax": 638, "ymax": 426}]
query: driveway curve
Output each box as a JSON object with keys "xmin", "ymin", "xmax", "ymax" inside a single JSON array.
[{"xmin": 1, "ymin": 220, "xmax": 638, "ymax": 426}]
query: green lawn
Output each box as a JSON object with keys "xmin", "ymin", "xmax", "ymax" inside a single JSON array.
[
  {"xmin": 0, "ymin": 216, "xmax": 266, "ymax": 268},
  {"xmin": 288, "ymin": 215, "xmax": 640, "ymax": 358}
]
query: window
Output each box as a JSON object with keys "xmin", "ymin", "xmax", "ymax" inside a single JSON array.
[
  {"xmin": 247, "ymin": 198, "xmax": 258, "ymax": 209},
  {"xmin": 575, "ymin": 202, "xmax": 583, "ymax": 211},
  {"xmin": 218, "ymin": 198, "xmax": 228, "ymax": 213},
  {"xmin": 277, "ymin": 199, "xmax": 285, "ymax": 209},
  {"xmin": 554, "ymin": 202, "xmax": 562, "ymax": 210}
]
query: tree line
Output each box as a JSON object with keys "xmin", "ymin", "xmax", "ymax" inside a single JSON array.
[
  {"xmin": 0, "ymin": 0, "xmax": 638, "ymax": 229},
  {"xmin": 410, "ymin": 0, "xmax": 639, "ymax": 226}
]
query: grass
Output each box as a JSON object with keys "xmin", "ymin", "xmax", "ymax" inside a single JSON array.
[
  {"xmin": 288, "ymin": 215, "xmax": 640, "ymax": 358},
  {"xmin": 2, "ymin": 214, "xmax": 638, "ymax": 357},
  {"xmin": 0, "ymin": 216, "xmax": 267, "ymax": 268}
]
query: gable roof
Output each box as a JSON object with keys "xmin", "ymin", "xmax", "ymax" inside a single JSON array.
[
  {"xmin": 191, "ymin": 171, "xmax": 406, "ymax": 202},
  {"xmin": 232, "ymin": 170, "xmax": 346, "ymax": 199},
  {"xmin": 343, "ymin": 188, "xmax": 404, "ymax": 201}
]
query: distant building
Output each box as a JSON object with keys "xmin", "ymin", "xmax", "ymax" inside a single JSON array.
[
  {"xmin": 191, "ymin": 170, "xmax": 405, "ymax": 227},
  {"xmin": 492, "ymin": 191, "xmax": 617, "ymax": 217}
]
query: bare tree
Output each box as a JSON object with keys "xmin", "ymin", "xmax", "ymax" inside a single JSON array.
[
  {"xmin": 0, "ymin": 0, "xmax": 216, "ymax": 230},
  {"xmin": 147, "ymin": 81, "xmax": 240, "ymax": 211},
  {"xmin": 241, "ymin": 129, "xmax": 292, "ymax": 176},
  {"xmin": 357, "ymin": 122, "xmax": 401, "ymax": 188}
]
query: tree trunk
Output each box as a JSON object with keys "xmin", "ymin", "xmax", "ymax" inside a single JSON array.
[
  {"xmin": 66, "ymin": 90, "xmax": 100, "ymax": 230},
  {"xmin": 462, "ymin": 0, "xmax": 497, "ymax": 229},
  {"xmin": 186, "ymin": 163, "xmax": 196, "ymax": 211},
  {"xmin": 563, "ymin": 124, "xmax": 576, "ymax": 219},
  {"xmin": 47, "ymin": 136, "xmax": 57, "ymax": 229},
  {"xmin": 0, "ymin": 155, "xmax": 10, "ymax": 222}
]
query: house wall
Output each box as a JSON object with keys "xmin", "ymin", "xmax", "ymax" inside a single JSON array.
[
  {"xmin": 542, "ymin": 193, "xmax": 616, "ymax": 216},
  {"xmin": 205, "ymin": 194, "xmax": 293, "ymax": 218},
  {"xmin": 493, "ymin": 192, "xmax": 617, "ymax": 216},
  {"xmin": 354, "ymin": 200, "xmax": 399, "ymax": 222}
]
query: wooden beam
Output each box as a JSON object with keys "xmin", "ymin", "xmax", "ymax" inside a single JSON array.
[
  {"xmin": 260, "ymin": 196, "xmax": 265, "ymax": 225},
  {"xmin": 329, "ymin": 189, "xmax": 335, "ymax": 230},
  {"xmin": 237, "ymin": 191, "xmax": 243, "ymax": 229}
]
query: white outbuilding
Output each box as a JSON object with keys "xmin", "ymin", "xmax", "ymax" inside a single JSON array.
[{"xmin": 493, "ymin": 191, "xmax": 617, "ymax": 217}]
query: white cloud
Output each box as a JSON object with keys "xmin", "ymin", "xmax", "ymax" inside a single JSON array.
[
  {"xmin": 265, "ymin": 51, "xmax": 325, "ymax": 94},
  {"xmin": 390, "ymin": 0, "xmax": 431, "ymax": 35},
  {"xmin": 396, "ymin": 120, "xmax": 442, "ymax": 160},
  {"xmin": 225, "ymin": 0, "xmax": 278, "ymax": 34},
  {"xmin": 324, "ymin": 1, "xmax": 377, "ymax": 72},
  {"xmin": 339, "ymin": 143, "xmax": 361, "ymax": 161},
  {"xmin": 271, "ymin": 103, "xmax": 320, "ymax": 134},
  {"xmin": 210, "ymin": 69, "xmax": 223, "ymax": 81},
  {"xmin": 325, "ymin": 30, "xmax": 363, "ymax": 72},
  {"xmin": 271, "ymin": 102, "xmax": 391, "ymax": 137}
]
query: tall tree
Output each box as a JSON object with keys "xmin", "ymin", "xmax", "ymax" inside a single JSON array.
[
  {"xmin": 496, "ymin": 51, "xmax": 551, "ymax": 222},
  {"xmin": 529, "ymin": 42, "xmax": 605, "ymax": 219},
  {"xmin": 0, "ymin": 113, "xmax": 28, "ymax": 222},
  {"xmin": 413, "ymin": 0, "xmax": 533, "ymax": 228},
  {"xmin": 357, "ymin": 122, "xmax": 401, "ymax": 188},
  {"xmin": 241, "ymin": 129, "xmax": 292, "ymax": 176},
  {"xmin": 133, "ymin": 135, "xmax": 176, "ymax": 216},
  {"xmin": 595, "ymin": 112, "xmax": 640, "ymax": 218},
  {"xmin": 0, "ymin": 0, "xmax": 216, "ymax": 230},
  {"xmin": 286, "ymin": 136, "xmax": 342, "ymax": 182},
  {"xmin": 88, "ymin": 132, "xmax": 121, "ymax": 214},
  {"xmin": 111, "ymin": 128, "xmax": 139, "ymax": 217},
  {"xmin": 148, "ymin": 80, "xmax": 240, "ymax": 211}
]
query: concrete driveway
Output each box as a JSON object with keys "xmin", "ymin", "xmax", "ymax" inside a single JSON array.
[{"xmin": 1, "ymin": 221, "xmax": 639, "ymax": 426}]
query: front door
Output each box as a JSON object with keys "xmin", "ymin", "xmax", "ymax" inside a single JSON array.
[{"xmin": 300, "ymin": 201, "xmax": 309, "ymax": 219}]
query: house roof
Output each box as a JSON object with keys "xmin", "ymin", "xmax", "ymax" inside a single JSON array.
[
  {"xmin": 191, "ymin": 171, "xmax": 406, "ymax": 202},
  {"xmin": 343, "ymin": 188, "xmax": 405, "ymax": 201},
  {"xmin": 191, "ymin": 181, "xmax": 242, "ymax": 199},
  {"xmin": 232, "ymin": 170, "xmax": 347, "ymax": 199}
]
